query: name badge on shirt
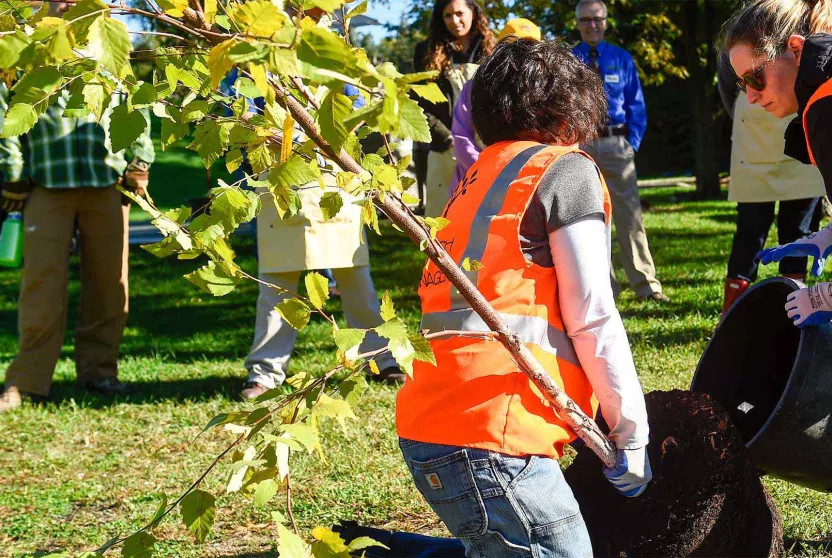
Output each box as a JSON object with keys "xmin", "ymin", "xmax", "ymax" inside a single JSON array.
[{"xmin": 604, "ymin": 74, "xmax": 620, "ymax": 84}]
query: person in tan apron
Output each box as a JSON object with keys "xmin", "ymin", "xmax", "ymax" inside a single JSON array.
[
  {"xmin": 717, "ymin": 52, "xmax": 825, "ymax": 316},
  {"xmin": 413, "ymin": 0, "xmax": 495, "ymax": 217},
  {"xmin": 242, "ymin": 174, "xmax": 402, "ymax": 400}
]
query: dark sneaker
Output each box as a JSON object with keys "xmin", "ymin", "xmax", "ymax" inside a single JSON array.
[
  {"xmin": 83, "ymin": 377, "xmax": 130, "ymax": 395},
  {"xmin": 0, "ymin": 386, "xmax": 24, "ymax": 413},
  {"xmin": 643, "ymin": 292, "xmax": 670, "ymax": 303},
  {"xmin": 240, "ymin": 381, "xmax": 270, "ymax": 401},
  {"xmin": 369, "ymin": 366, "xmax": 406, "ymax": 385}
]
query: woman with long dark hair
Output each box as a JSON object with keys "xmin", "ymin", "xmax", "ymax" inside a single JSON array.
[
  {"xmin": 413, "ymin": 0, "xmax": 495, "ymax": 217},
  {"xmin": 722, "ymin": 0, "xmax": 832, "ymax": 326}
]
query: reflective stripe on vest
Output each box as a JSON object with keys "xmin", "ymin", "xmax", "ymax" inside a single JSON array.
[
  {"xmin": 447, "ymin": 144, "xmax": 548, "ymax": 309},
  {"xmin": 421, "ymin": 308, "xmax": 580, "ymax": 367},
  {"xmin": 803, "ymin": 78, "xmax": 832, "ymax": 166}
]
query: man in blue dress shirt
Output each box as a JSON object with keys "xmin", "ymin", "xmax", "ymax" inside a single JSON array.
[{"xmin": 572, "ymin": 0, "xmax": 668, "ymax": 302}]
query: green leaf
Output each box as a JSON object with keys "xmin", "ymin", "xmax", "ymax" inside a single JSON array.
[
  {"xmin": 277, "ymin": 523, "xmax": 310, "ymax": 558},
  {"xmin": 32, "ymin": 18, "xmax": 74, "ymax": 63},
  {"xmin": 109, "ymin": 103, "xmax": 148, "ymax": 154},
  {"xmin": 65, "ymin": 0, "xmax": 106, "ymax": 43},
  {"xmin": 280, "ymin": 422, "xmax": 319, "ymax": 454},
  {"xmin": 150, "ymin": 494, "xmax": 168, "ymax": 527},
  {"xmin": 311, "ymin": 392, "xmax": 356, "ymax": 432},
  {"xmin": 234, "ymin": 76, "xmax": 263, "ymax": 99},
  {"xmin": 304, "ymin": 271, "xmax": 329, "ymax": 310},
  {"xmin": 378, "ymin": 79, "xmax": 398, "ymax": 134},
  {"xmin": 121, "ymin": 531, "xmax": 156, "ymax": 558},
  {"xmin": 200, "ymin": 411, "xmax": 249, "ymax": 435},
  {"xmin": 401, "ymin": 192, "xmax": 420, "ymax": 205},
  {"xmin": 247, "ymin": 142, "xmax": 273, "ymax": 174},
  {"xmin": 179, "ymin": 490, "xmax": 216, "ymax": 543},
  {"xmin": 334, "ymin": 328, "xmax": 365, "ymax": 358},
  {"xmin": 189, "ymin": 120, "xmax": 230, "ymax": 168},
  {"xmin": 226, "ymin": 148, "xmax": 243, "ymax": 174},
  {"xmin": 319, "ymin": 191, "xmax": 343, "ymax": 221},
  {"xmin": 185, "ymin": 260, "xmax": 240, "ymax": 296},
  {"xmin": 410, "ymin": 83, "xmax": 447, "ymax": 104},
  {"xmin": 380, "ymin": 291, "xmax": 395, "ymax": 321},
  {"xmin": 11, "ymin": 66, "xmax": 61, "ymax": 96},
  {"xmin": 376, "ymin": 318, "xmax": 416, "ymax": 376},
  {"xmin": 410, "ymin": 333, "xmax": 436, "ymax": 366},
  {"xmin": 317, "ymin": 91, "xmax": 352, "ymax": 152},
  {"xmin": 0, "ymin": 30, "xmax": 30, "ymax": 69},
  {"xmin": 346, "ymin": 0, "xmax": 368, "ymax": 17},
  {"xmin": 210, "ymin": 184, "xmax": 260, "ymax": 233},
  {"xmin": 461, "ymin": 257, "xmax": 484, "ymax": 271},
  {"xmin": 181, "ymin": 100, "xmax": 211, "ymax": 122},
  {"xmin": 268, "ymin": 155, "xmax": 320, "ymax": 188},
  {"xmin": 397, "ymin": 95, "xmax": 431, "ymax": 143},
  {"xmin": 160, "ymin": 119, "xmax": 189, "ymax": 150},
  {"xmin": 348, "ymin": 536, "xmax": 388, "ymax": 553},
  {"xmin": 0, "ymin": 103, "xmax": 37, "ymax": 138},
  {"xmin": 253, "ymin": 478, "xmax": 279, "ymax": 507},
  {"xmin": 229, "ymin": 0, "xmax": 286, "ymax": 37},
  {"xmin": 339, "ymin": 374, "xmax": 367, "ymax": 406},
  {"xmin": 130, "ymin": 83, "xmax": 157, "ymax": 109},
  {"xmin": 297, "ymin": 28, "xmax": 356, "ymax": 85},
  {"xmin": 88, "ymin": 16, "xmax": 130, "ymax": 79},
  {"xmin": 83, "ymin": 83, "xmax": 109, "ymax": 121},
  {"xmin": 275, "ymin": 298, "xmax": 311, "ymax": 330},
  {"xmin": 155, "ymin": 0, "xmax": 188, "ymax": 17}
]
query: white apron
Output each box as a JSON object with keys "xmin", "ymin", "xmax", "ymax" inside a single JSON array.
[{"xmin": 729, "ymin": 95, "xmax": 824, "ymax": 203}]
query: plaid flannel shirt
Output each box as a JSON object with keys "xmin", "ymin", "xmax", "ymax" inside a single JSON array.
[{"xmin": 0, "ymin": 84, "xmax": 155, "ymax": 188}]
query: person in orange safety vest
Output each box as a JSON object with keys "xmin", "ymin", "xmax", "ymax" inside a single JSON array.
[{"xmin": 396, "ymin": 38, "xmax": 652, "ymax": 558}]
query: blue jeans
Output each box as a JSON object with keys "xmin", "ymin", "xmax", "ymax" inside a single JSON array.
[{"xmin": 399, "ymin": 439, "xmax": 592, "ymax": 558}]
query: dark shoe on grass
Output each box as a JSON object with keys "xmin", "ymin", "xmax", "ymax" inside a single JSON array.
[
  {"xmin": 240, "ymin": 381, "xmax": 270, "ymax": 401},
  {"xmin": 643, "ymin": 292, "xmax": 670, "ymax": 303},
  {"xmin": 370, "ymin": 366, "xmax": 406, "ymax": 385},
  {"xmin": 83, "ymin": 377, "xmax": 131, "ymax": 395}
]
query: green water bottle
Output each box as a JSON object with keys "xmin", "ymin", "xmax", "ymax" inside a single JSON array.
[{"xmin": 0, "ymin": 212, "xmax": 23, "ymax": 268}]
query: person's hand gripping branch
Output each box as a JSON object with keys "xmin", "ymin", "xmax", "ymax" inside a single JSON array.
[
  {"xmin": 122, "ymin": 158, "xmax": 150, "ymax": 201},
  {"xmin": 758, "ymin": 223, "xmax": 832, "ymax": 277},
  {"xmin": 603, "ymin": 446, "xmax": 653, "ymax": 497}
]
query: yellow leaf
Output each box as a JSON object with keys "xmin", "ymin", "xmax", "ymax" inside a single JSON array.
[
  {"xmin": 229, "ymin": 0, "xmax": 286, "ymax": 38},
  {"xmin": 156, "ymin": 0, "xmax": 189, "ymax": 17},
  {"xmin": 208, "ymin": 39, "xmax": 237, "ymax": 89},
  {"xmin": 281, "ymin": 114, "xmax": 294, "ymax": 163},
  {"xmin": 203, "ymin": 0, "xmax": 217, "ymax": 24}
]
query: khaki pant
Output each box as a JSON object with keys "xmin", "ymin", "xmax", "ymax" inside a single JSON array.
[
  {"xmin": 583, "ymin": 136, "xmax": 662, "ymax": 298},
  {"xmin": 4, "ymin": 186, "xmax": 128, "ymax": 396}
]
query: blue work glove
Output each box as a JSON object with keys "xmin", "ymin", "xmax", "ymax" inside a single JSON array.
[
  {"xmin": 603, "ymin": 447, "xmax": 652, "ymax": 498},
  {"xmin": 785, "ymin": 283, "xmax": 832, "ymax": 327},
  {"xmin": 758, "ymin": 223, "xmax": 832, "ymax": 277}
]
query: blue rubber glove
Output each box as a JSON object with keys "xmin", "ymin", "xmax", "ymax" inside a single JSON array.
[
  {"xmin": 603, "ymin": 447, "xmax": 652, "ymax": 498},
  {"xmin": 785, "ymin": 283, "xmax": 832, "ymax": 327},
  {"xmin": 758, "ymin": 223, "xmax": 832, "ymax": 277}
]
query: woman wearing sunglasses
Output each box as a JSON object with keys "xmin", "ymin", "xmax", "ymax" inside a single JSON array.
[{"xmin": 723, "ymin": 0, "xmax": 832, "ymax": 327}]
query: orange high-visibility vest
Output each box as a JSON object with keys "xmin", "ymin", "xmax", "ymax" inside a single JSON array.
[
  {"xmin": 396, "ymin": 140, "xmax": 612, "ymax": 459},
  {"xmin": 803, "ymin": 78, "xmax": 832, "ymax": 166}
]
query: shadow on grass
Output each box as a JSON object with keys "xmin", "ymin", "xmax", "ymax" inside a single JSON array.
[{"xmin": 39, "ymin": 375, "xmax": 244, "ymax": 406}]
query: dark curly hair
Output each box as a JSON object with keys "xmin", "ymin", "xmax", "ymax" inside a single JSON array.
[
  {"xmin": 471, "ymin": 38, "xmax": 608, "ymax": 146},
  {"xmin": 423, "ymin": 0, "xmax": 495, "ymax": 74}
]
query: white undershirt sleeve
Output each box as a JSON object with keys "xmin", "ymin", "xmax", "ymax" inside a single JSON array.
[{"xmin": 549, "ymin": 216, "xmax": 650, "ymax": 449}]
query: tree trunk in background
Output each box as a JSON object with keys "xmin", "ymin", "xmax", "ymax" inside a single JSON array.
[{"xmin": 685, "ymin": 0, "xmax": 722, "ymax": 200}]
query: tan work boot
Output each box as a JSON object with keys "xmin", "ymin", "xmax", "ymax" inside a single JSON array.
[{"xmin": 0, "ymin": 386, "xmax": 23, "ymax": 414}]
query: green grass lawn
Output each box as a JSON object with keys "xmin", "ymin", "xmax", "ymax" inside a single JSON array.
[{"xmin": 1, "ymin": 185, "xmax": 831, "ymax": 557}]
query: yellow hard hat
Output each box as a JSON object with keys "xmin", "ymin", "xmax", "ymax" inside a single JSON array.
[{"xmin": 497, "ymin": 18, "xmax": 542, "ymax": 42}]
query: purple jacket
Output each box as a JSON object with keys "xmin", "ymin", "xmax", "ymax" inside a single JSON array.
[{"xmin": 450, "ymin": 81, "xmax": 482, "ymax": 193}]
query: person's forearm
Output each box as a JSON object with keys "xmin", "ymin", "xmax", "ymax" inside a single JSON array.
[{"xmin": 550, "ymin": 218, "xmax": 649, "ymax": 449}]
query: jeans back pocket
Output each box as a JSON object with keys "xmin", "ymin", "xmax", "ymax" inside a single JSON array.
[{"xmin": 407, "ymin": 449, "xmax": 487, "ymax": 538}]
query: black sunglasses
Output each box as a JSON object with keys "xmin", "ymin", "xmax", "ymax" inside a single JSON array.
[{"xmin": 737, "ymin": 58, "xmax": 774, "ymax": 93}]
